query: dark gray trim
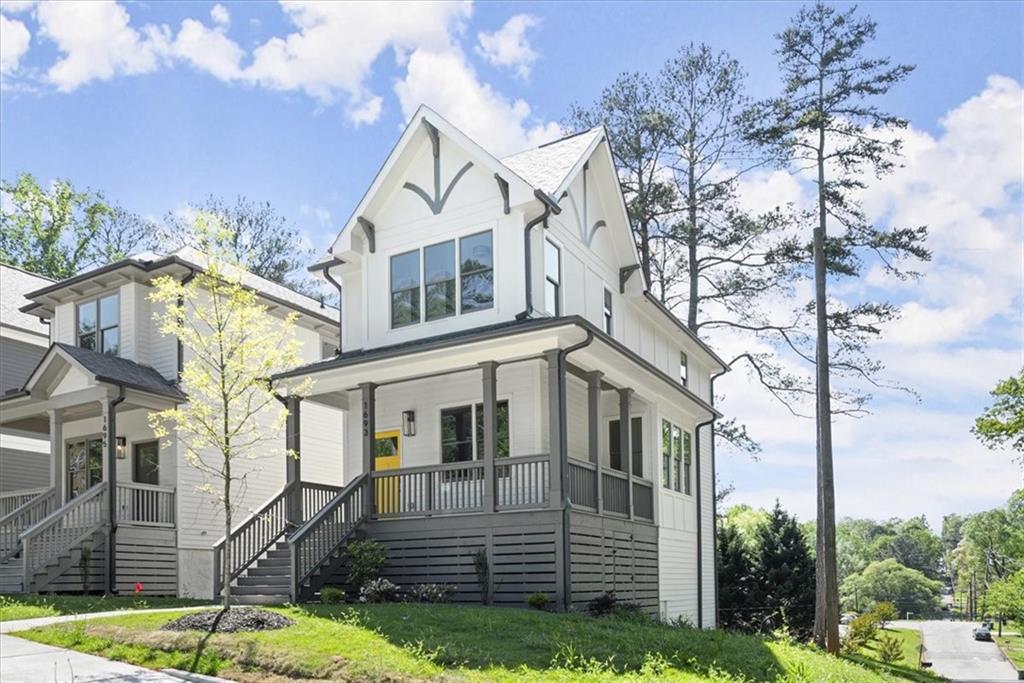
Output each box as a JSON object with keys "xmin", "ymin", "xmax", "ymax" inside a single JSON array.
[
  {"xmin": 356, "ymin": 217, "xmax": 376, "ymax": 254},
  {"xmin": 360, "ymin": 383, "xmax": 376, "ymax": 517},
  {"xmin": 619, "ymin": 265, "xmax": 640, "ymax": 294},
  {"xmin": 494, "ymin": 174, "xmax": 510, "ymax": 214},
  {"xmin": 694, "ymin": 367, "xmax": 727, "ymax": 629},
  {"xmin": 310, "ymin": 257, "xmax": 345, "ymax": 354},
  {"xmin": 105, "ymin": 385, "xmax": 126, "ymax": 595},
  {"xmin": 516, "ymin": 194, "xmax": 556, "ymax": 320},
  {"xmin": 640, "ymin": 292, "xmax": 730, "ymax": 372},
  {"xmin": 285, "ymin": 395, "xmax": 302, "ymax": 526}
]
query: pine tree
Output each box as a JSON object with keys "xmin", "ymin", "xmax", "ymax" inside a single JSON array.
[
  {"xmin": 750, "ymin": 502, "xmax": 816, "ymax": 639},
  {"xmin": 718, "ymin": 522, "xmax": 755, "ymax": 631}
]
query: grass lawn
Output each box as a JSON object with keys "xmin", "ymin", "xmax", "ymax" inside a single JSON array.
[
  {"xmin": 14, "ymin": 603, "xmax": 943, "ymax": 682},
  {"xmin": 843, "ymin": 628, "xmax": 938, "ymax": 683},
  {"xmin": 995, "ymin": 632, "xmax": 1024, "ymax": 670},
  {"xmin": 0, "ymin": 594, "xmax": 211, "ymax": 622}
]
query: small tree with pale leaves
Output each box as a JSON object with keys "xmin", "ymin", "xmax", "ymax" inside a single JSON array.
[{"xmin": 148, "ymin": 215, "xmax": 311, "ymax": 608}]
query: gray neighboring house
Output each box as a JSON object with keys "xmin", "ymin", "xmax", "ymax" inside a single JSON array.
[{"xmin": 0, "ymin": 264, "xmax": 53, "ymax": 493}]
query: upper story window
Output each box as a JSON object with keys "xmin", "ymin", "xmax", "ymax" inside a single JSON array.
[
  {"xmin": 390, "ymin": 230, "xmax": 494, "ymax": 329},
  {"xmin": 390, "ymin": 250, "xmax": 421, "ymax": 328},
  {"xmin": 77, "ymin": 293, "xmax": 119, "ymax": 355},
  {"xmin": 609, "ymin": 416, "xmax": 643, "ymax": 476},
  {"xmin": 544, "ymin": 238, "xmax": 561, "ymax": 316},
  {"xmin": 603, "ymin": 288, "xmax": 613, "ymax": 335},
  {"xmin": 425, "ymin": 240, "xmax": 456, "ymax": 321},
  {"xmin": 661, "ymin": 418, "xmax": 692, "ymax": 495},
  {"xmin": 459, "ymin": 231, "xmax": 494, "ymax": 313},
  {"xmin": 441, "ymin": 400, "xmax": 509, "ymax": 462},
  {"xmin": 679, "ymin": 352, "xmax": 688, "ymax": 387}
]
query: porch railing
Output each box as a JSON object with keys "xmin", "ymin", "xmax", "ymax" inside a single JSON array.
[
  {"xmin": 0, "ymin": 487, "xmax": 57, "ymax": 562},
  {"xmin": 302, "ymin": 482, "xmax": 341, "ymax": 519},
  {"xmin": 568, "ymin": 458, "xmax": 654, "ymax": 521},
  {"xmin": 371, "ymin": 461, "xmax": 485, "ymax": 518},
  {"xmin": 115, "ymin": 483, "xmax": 175, "ymax": 527},
  {"xmin": 0, "ymin": 487, "xmax": 50, "ymax": 518},
  {"xmin": 20, "ymin": 482, "xmax": 107, "ymax": 581},
  {"xmin": 567, "ymin": 459, "xmax": 598, "ymax": 510},
  {"xmin": 289, "ymin": 473, "xmax": 369, "ymax": 600},
  {"xmin": 496, "ymin": 454, "xmax": 549, "ymax": 509}
]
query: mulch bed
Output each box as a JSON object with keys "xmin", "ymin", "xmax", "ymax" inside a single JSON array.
[{"xmin": 162, "ymin": 607, "xmax": 294, "ymax": 633}]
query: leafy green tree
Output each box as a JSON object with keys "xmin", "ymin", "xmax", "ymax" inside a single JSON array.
[
  {"xmin": 749, "ymin": 502, "xmax": 816, "ymax": 639},
  {"xmin": 986, "ymin": 570, "xmax": 1024, "ymax": 633},
  {"xmin": 841, "ymin": 559, "xmax": 942, "ymax": 617},
  {"xmin": 722, "ymin": 504, "xmax": 771, "ymax": 553},
  {"xmin": 717, "ymin": 522, "xmax": 755, "ymax": 632},
  {"xmin": 751, "ymin": 1, "xmax": 928, "ymax": 652},
  {"xmin": 973, "ymin": 370, "xmax": 1024, "ymax": 464},
  {"xmin": 0, "ymin": 173, "xmax": 153, "ymax": 278}
]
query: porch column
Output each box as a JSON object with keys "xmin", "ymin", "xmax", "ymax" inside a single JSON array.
[
  {"xmin": 480, "ymin": 361, "xmax": 498, "ymax": 513},
  {"xmin": 545, "ymin": 350, "xmax": 566, "ymax": 511},
  {"xmin": 102, "ymin": 395, "xmax": 121, "ymax": 595},
  {"xmin": 285, "ymin": 395, "xmax": 302, "ymax": 527},
  {"xmin": 48, "ymin": 410, "xmax": 63, "ymax": 501},
  {"xmin": 360, "ymin": 383, "xmax": 376, "ymax": 517},
  {"xmin": 618, "ymin": 388, "xmax": 634, "ymax": 520},
  {"xmin": 586, "ymin": 371, "xmax": 603, "ymax": 515}
]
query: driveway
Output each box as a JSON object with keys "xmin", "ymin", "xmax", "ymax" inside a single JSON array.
[{"xmin": 892, "ymin": 620, "xmax": 1018, "ymax": 682}]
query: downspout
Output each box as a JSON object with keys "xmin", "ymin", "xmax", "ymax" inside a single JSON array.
[
  {"xmin": 694, "ymin": 368, "xmax": 726, "ymax": 629},
  {"xmin": 557, "ymin": 329, "xmax": 595, "ymax": 611},
  {"xmin": 310, "ymin": 257, "xmax": 345, "ymax": 355},
  {"xmin": 106, "ymin": 385, "xmax": 126, "ymax": 596},
  {"xmin": 176, "ymin": 268, "xmax": 197, "ymax": 382},
  {"xmin": 517, "ymin": 190, "xmax": 562, "ymax": 320}
]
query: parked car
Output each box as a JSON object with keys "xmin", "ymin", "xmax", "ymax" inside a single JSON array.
[{"xmin": 973, "ymin": 625, "xmax": 992, "ymax": 641}]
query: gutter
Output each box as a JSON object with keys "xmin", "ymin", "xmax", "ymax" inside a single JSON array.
[
  {"xmin": 309, "ymin": 257, "xmax": 345, "ymax": 354},
  {"xmin": 516, "ymin": 190, "xmax": 562, "ymax": 320},
  {"xmin": 694, "ymin": 367, "xmax": 727, "ymax": 629},
  {"xmin": 556, "ymin": 329, "xmax": 595, "ymax": 612}
]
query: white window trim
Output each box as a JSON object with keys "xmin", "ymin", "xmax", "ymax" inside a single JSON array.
[{"xmin": 436, "ymin": 393, "xmax": 514, "ymax": 461}]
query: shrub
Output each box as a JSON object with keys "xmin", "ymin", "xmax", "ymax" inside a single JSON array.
[
  {"xmin": 346, "ymin": 539, "xmax": 388, "ymax": 591},
  {"xmin": 848, "ymin": 613, "xmax": 880, "ymax": 645},
  {"xmin": 840, "ymin": 632, "xmax": 866, "ymax": 655},
  {"xmin": 411, "ymin": 583, "xmax": 455, "ymax": 604},
  {"xmin": 473, "ymin": 548, "xmax": 490, "ymax": 606},
  {"xmin": 876, "ymin": 633, "xmax": 903, "ymax": 664},
  {"xmin": 871, "ymin": 601, "xmax": 898, "ymax": 626},
  {"xmin": 359, "ymin": 577, "xmax": 400, "ymax": 603},
  {"xmin": 586, "ymin": 591, "xmax": 644, "ymax": 620},
  {"xmin": 526, "ymin": 592, "xmax": 551, "ymax": 610},
  {"xmin": 320, "ymin": 586, "xmax": 345, "ymax": 604}
]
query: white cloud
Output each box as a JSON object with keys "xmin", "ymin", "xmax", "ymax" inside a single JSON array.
[
  {"xmin": 36, "ymin": 0, "xmax": 171, "ymax": 91},
  {"xmin": 300, "ymin": 203, "xmax": 332, "ymax": 228},
  {"xmin": 0, "ymin": 13, "xmax": 30, "ymax": 75},
  {"xmin": 475, "ymin": 14, "xmax": 539, "ymax": 80},
  {"xmin": 210, "ymin": 3, "xmax": 230, "ymax": 27},
  {"xmin": 172, "ymin": 17, "xmax": 243, "ymax": 81},
  {"xmin": 0, "ymin": 1, "xmax": 35, "ymax": 14},
  {"xmin": 394, "ymin": 47, "xmax": 562, "ymax": 157}
]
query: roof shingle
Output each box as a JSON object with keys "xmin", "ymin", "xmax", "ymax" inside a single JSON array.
[{"xmin": 55, "ymin": 343, "xmax": 185, "ymax": 400}]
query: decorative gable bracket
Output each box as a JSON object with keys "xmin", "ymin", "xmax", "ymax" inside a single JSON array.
[
  {"xmin": 402, "ymin": 119, "xmax": 474, "ymax": 216},
  {"xmin": 356, "ymin": 217, "xmax": 375, "ymax": 253},
  {"xmin": 619, "ymin": 265, "xmax": 640, "ymax": 294}
]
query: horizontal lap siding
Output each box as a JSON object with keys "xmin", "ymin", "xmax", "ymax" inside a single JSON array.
[
  {"xmin": 0, "ymin": 337, "xmax": 46, "ymax": 394},
  {"xmin": 0, "ymin": 444, "xmax": 49, "ymax": 492},
  {"xmin": 569, "ymin": 511, "xmax": 659, "ymax": 615},
  {"xmin": 36, "ymin": 527, "xmax": 178, "ymax": 595}
]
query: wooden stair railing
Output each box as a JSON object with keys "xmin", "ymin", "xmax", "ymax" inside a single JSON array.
[
  {"xmin": 213, "ymin": 481, "xmax": 342, "ymax": 599},
  {"xmin": 288, "ymin": 473, "xmax": 369, "ymax": 602},
  {"xmin": 0, "ymin": 487, "xmax": 56, "ymax": 563},
  {"xmin": 20, "ymin": 482, "xmax": 107, "ymax": 591}
]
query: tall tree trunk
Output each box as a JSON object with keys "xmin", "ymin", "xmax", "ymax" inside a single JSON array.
[
  {"xmin": 686, "ymin": 156, "xmax": 699, "ymax": 331},
  {"xmin": 223, "ymin": 460, "xmax": 232, "ymax": 610},
  {"xmin": 812, "ymin": 90, "xmax": 840, "ymax": 653}
]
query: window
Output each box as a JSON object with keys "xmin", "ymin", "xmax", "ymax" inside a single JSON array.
[
  {"xmin": 672, "ymin": 424, "xmax": 682, "ymax": 492},
  {"xmin": 441, "ymin": 400, "xmax": 509, "ymax": 463},
  {"xmin": 133, "ymin": 441, "xmax": 159, "ymax": 485},
  {"xmin": 67, "ymin": 437, "xmax": 103, "ymax": 499},
  {"xmin": 603, "ymin": 288, "xmax": 613, "ymax": 335},
  {"xmin": 680, "ymin": 352, "xmax": 688, "ymax": 387},
  {"xmin": 544, "ymin": 239, "xmax": 560, "ymax": 315},
  {"xmin": 390, "ymin": 250, "xmax": 420, "ymax": 327},
  {"xmin": 460, "ymin": 231, "xmax": 494, "ymax": 312},
  {"xmin": 425, "ymin": 240, "xmax": 456, "ymax": 321},
  {"xmin": 77, "ymin": 293, "xmax": 119, "ymax": 355},
  {"xmin": 683, "ymin": 431, "xmax": 693, "ymax": 495},
  {"xmin": 661, "ymin": 421, "xmax": 672, "ymax": 488},
  {"xmin": 608, "ymin": 416, "xmax": 643, "ymax": 476}
]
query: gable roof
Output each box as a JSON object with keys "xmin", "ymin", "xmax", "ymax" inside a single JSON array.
[{"xmin": 501, "ymin": 128, "xmax": 605, "ymax": 197}]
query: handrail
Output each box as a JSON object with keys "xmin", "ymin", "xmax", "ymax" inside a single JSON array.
[
  {"xmin": 0, "ymin": 487, "xmax": 49, "ymax": 518},
  {"xmin": 0, "ymin": 487, "xmax": 56, "ymax": 562},
  {"xmin": 369, "ymin": 459, "xmax": 484, "ymax": 477},
  {"xmin": 289, "ymin": 473, "xmax": 369, "ymax": 600},
  {"xmin": 21, "ymin": 482, "xmax": 107, "ymax": 582},
  {"xmin": 115, "ymin": 482, "xmax": 175, "ymax": 527},
  {"xmin": 212, "ymin": 484, "xmax": 292, "ymax": 599}
]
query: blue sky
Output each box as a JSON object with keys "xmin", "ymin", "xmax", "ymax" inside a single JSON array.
[{"xmin": 2, "ymin": 0, "xmax": 1021, "ymax": 527}]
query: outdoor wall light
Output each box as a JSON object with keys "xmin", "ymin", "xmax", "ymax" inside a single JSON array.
[
  {"xmin": 402, "ymin": 410, "xmax": 416, "ymax": 437},
  {"xmin": 116, "ymin": 437, "xmax": 127, "ymax": 459}
]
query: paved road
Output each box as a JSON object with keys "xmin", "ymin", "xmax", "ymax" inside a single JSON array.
[{"xmin": 892, "ymin": 620, "xmax": 1018, "ymax": 682}]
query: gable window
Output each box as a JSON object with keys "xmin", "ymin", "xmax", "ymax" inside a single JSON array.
[
  {"xmin": 679, "ymin": 352, "xmax": 688, "ymax": 387},
  {"xmin": 77, "ymin": 293, "xmax": 119, "ymax": 355},
  {"xmin": 425, "ymin": 240, "xmax": 456, "ymax": 321},
  {"xmin": 460, "ymin": 231, "xmax": 494, "ymax": 312},
  {"xmin": 441, "ymin": 400, "xmax": 510, "ymax": 463},
  {"xmin": 608, "ymin": 416, "xmax": 643, "ymax": 476},
  {"xmin": 390, "ymin": 250, "xmax": 420, "ymax": 327},
  {"xmin": 603, "ymin": 288, "xmax": 613, "ymax": 335},
  {"xmin": 544, "ymin": 239, "xmax": 561, "ymax": 316}
]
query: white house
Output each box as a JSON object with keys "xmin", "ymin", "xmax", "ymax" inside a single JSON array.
[
  {"xmin": 264, "ymin": 106, "xmax": 726, "ymax": 626},
  {"xmin": 0, "ymin": 249, "xmax": 343, "ymax": 598}
]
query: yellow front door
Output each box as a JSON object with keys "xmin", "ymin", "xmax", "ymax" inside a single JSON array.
[{"xmin": 374, "ymin": 430, "xmax": 401, "ymax": 514}]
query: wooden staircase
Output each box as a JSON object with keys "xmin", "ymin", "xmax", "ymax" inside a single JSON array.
[{"xmin": 230, "ymin": 541, "xmax": 292, "ymax": 605}]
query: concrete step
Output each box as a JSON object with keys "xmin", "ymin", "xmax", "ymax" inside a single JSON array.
[
  {"xmin": 231, "ymin": 584, "xmax": 292, "ymax": 597},
  {"xmin": 229, "ymin": 593, "xmax": 289, "ymax": 606},
  {"xmin": 237, "ymin": 574, "xmax": 290, "ymax": 587}
]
